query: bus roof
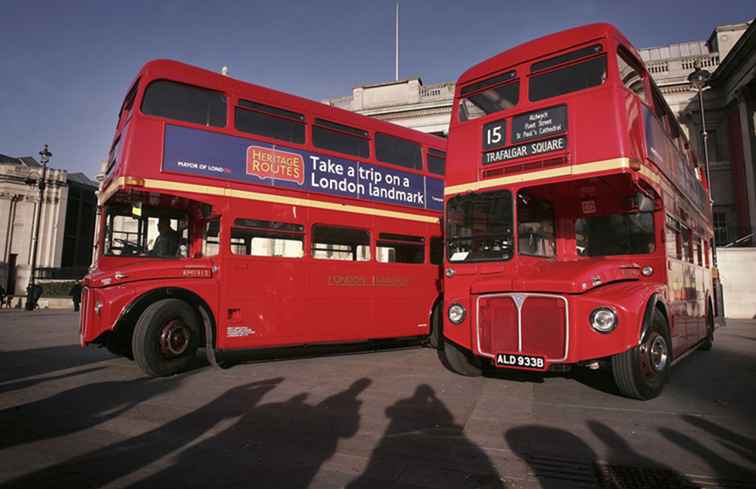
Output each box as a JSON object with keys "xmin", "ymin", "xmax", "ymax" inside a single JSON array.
[
  {"xmin": 457, "ymin": 23, "xmax": 638, "ymax": 88},
  {"xmin": 131, "ymin": 59, "xmax": 445, "ymax": 149}
]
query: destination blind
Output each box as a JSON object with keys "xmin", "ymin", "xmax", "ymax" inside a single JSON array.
[{"xmin": 483, "ymin": 136, "xmax": 567, "ymax": 164}]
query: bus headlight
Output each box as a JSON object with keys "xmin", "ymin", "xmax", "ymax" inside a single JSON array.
[
  {"xmin": 590, "ymin": 307, "xmax": 617, "ymax": 333},
  {"xmin": 448, "ymin": 304, "xmax": 466, "ymax": 324}
]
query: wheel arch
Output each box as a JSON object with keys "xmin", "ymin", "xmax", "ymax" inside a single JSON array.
[
  {"xmin": 639, "ymin": 293, "xmax": 670, "ymax": 346},
  {"xmin": 113, "ymin": 287, "xmax": 216, "ymax": 348},
  {"xmin": 428, "ymin": 294, "xmax": 443, "ymax": 348}
]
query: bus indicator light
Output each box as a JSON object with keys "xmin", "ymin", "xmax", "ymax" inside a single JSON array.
[
  {"xmin": 581, "ymin": 200, "xmax": 597, "ymax": 214},
  {"xmin": 246, "ymin": 145, "xmax": 305, "ymax": 185}
]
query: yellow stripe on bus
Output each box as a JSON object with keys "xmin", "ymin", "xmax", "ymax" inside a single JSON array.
[
  {"xmin": 100, "ymin": 177, "xmax": 440, "ymax": 224},
  {"xmin": 444, "ymin": 157, "xmax": 632, "ymax": 196}
]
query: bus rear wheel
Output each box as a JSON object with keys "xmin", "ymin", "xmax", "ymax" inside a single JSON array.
[
  {"xmin": 611, "ymin": 310, "xmax": 671, "ymax": 400},
  {"xmin": 132, "ymin": 299, "xmax": 200, "ymax": 377},
  {"xmin": 428, "ymin": 301, "xmax": 442, "ymax": 350},
  {"xmin": 440, "ymin": 339, "xmax": 482, "ymax": 377}
]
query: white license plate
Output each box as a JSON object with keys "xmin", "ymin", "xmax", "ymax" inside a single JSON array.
[{"xmin": 495, "ymin": 353, "xmax": 546, "ymax": 371}]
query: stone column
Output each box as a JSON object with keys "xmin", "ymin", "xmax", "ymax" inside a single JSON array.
[{"xmin": 737, "ymin": 91, "xmax": 756, "ymax": 237}]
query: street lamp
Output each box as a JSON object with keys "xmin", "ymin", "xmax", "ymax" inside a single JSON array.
[
  {"xmin": 25, "ymin": 144, "xmax": 51, "ymax": 310},
  {"xmin": 688, "ymin": 60, "xmax": 712, "ymax": 197},
  {"xmin": 688, "ymin": 60, "xmax": 724, "ymax": 318}
]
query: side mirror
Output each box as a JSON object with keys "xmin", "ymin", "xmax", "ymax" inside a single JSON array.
[
  {"xmin": 626, "ymin": 192, "xmax": 655, "ymax": 212},
  {"xmin": 636, "ymin": 192, "xmax": 656, "ymax": 212}
]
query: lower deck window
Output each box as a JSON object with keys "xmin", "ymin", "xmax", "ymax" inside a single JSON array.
[
  {"xmin": 576, "ymin": 212, "xmax": 655, "ymax": 256},
  {"xmin": 231, "ymin": 219, "xmax": 303, "ymax": 257},
  {"xmin": 377, "ymin": 233, "xmax": 424, "ymax": 264},
  {"xmin": 312, "ymin": 225, "xmax": 370, "ymax": 261},
  {"xmin": 104, "ymin": 205, "xmax": 188, "ymax": 258},
  {"xmin": 517, "ymin": 192, "xmax": 556, "ymax": 257},
  {"xmin": 446, "ymin": 190, "xmax": 514, "ymax": 262}
]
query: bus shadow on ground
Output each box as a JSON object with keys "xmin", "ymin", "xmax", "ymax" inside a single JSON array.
[
  {"xmin": 0, "ymin": 370, "xmax": 196, "ymax": 452},
  {"xmin": 0, "ymin": 344, "xmax": 112, "ymax": 383},
  {"xmin": 2, "ymin": 372, "xmax": 755, "ymax": 489},
  {"xmin": 198, "ymin": 338, "xmax": 428, "ymax": 370},
  {"xmin": 506, "ymin": 419, "xmax": 756, "ymax": 488},
  {"xmin": 1, "ymin": 379, "xmax": 508, "ymax": 489}
]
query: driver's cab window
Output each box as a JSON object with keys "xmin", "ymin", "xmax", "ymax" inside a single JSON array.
[
  {"xmin": 104, "ymin": 205, "xmax": 189, "ymax": 258},
  {"xmin": 202, "ymin": 217, "xmax": 220, "ymax": 257}
]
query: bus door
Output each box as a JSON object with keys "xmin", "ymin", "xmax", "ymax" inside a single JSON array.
[
  {"xmin": 220, "ymin": 217, "xmax": 306, "ymax": 348},
  {"xmin": 372, "ymin": 232, "xmax": 436, "ymax": 338},
  {"xmin": 305, "ymin": 223, "xmax": 375, "ymax": 343}
]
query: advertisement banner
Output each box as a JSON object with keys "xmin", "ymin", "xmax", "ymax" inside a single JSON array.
[{"xmin": 162, "ymin": 125, "xmax": 443, "ymax": 211}]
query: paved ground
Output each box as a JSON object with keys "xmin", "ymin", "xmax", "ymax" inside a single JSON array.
[{"xmin": 0, "ymin": 311, "xmax": 754, "ymax": 489}]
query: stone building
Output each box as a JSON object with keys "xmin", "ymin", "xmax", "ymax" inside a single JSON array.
[
  {"xmin": 680, "ymin": 20, "xmax": 756, "ymax": 247},
  {"xmin": 324, "ymin": 78, "xmax": 454, "ymax": 137},
  {"xmin": 323, "ymin": 19, "xmax": 755, "ymax": 247},
  {"xmin": 640, "ymin": 21, "xmax": 753, "ymax": 246},
  {"xmin": 0, "ymin": 153, "xmax": 97, "ymax": 296}
]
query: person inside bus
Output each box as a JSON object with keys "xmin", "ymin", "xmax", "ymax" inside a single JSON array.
[{"xmin": 150, "ymin": 218, "xmax": 179, "ymax": 257}]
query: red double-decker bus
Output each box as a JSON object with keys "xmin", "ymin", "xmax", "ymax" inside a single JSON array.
[
  {"xmin": 440, "ymin": 24, "xmax": 723, "ymax": 399},
  {"xmin": 81, "ymin": 59, "xmax": 446, "ymax": 377}
]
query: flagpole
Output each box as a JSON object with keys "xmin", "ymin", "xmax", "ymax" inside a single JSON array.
[{"xmin": 395, "ymin": 2, "xmax": 399, "ymax": 81}]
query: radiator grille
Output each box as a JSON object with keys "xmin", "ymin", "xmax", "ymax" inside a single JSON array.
[
  {"xmin": 476, "ymin": 293, "xmax": 568, "ymax": 361},
  {"xmin": 521, "ymin": 296, "xmax": 567, "ymax": 358},
  {"xmin": 478, "ymin": 296, "xmax": 518, "ymax": 354}
]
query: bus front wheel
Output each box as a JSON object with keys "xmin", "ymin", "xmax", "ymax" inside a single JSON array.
[
  {"xmin": 440, "ymin": 339, "xmax": 482, "ymax": 377},
  {"xmin": 611, "ymin": 310, "xmax": 671, "ymax": 400},
  {"xmin": 428, "ymin": 301, "xmax": 442, "ymax": 350},
  {"xmin": 132, "ymin": 299, "xmax": 200, "ymax": 377}
]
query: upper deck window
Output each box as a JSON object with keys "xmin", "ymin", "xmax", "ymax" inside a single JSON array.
[
  {"xmin": 235, "ymin": 99, "xmax": 305, "ymax": 144},
  {"xmin": 375, "ymin": 133, "xmax": 422, "ymax": 169},
  {"xmin": 531, "ymin": 44, "xmax": 602, "ymax": 73},
  {"xmin": 458, "ymin": 70, "xmax": 519, "ymax": 122},
  {"xmin": 141, "ymin": 80, "xmax": 226, "ymax": 127},
  {"xmin": 117, "ymin": 79, "xmax": 139, "ymax": 126},
  {"xmin": 529, "ymin": 55, "xmax": 607, "ymax": 102},
  {"xmin": 616, "ymin": 48, "xmax": 647, "ymax": 104},
  {"xmin": 427, "ymin": 149, "xmax": 446, "ymax": 175},
  {"xmin": 312, "ymin": 119, "xmax": 369, "ymax": 158}
]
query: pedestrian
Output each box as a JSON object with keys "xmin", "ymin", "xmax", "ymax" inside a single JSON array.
[{"xmin": 69, "ymin": 281, "xmax": 82, "ymax": 312}]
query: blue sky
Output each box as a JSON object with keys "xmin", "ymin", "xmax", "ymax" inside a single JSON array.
[{"xmin": 0, "ymin": 0, "xmax": 752, "ymax": 177}]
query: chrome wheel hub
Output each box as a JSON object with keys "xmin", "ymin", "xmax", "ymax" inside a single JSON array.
[
  {"xmin": 159, "ymin": 319, "xmax": 190, "ymax": 358},
  {"xmin": 649, "ymin": 335, "xmax": 668, "ymax": 372}
]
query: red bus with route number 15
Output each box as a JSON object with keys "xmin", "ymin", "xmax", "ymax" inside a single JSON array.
[
  {"xmin": 439, "ymin": 24, "xmax": 724, "ymax": 399},
  {"xmin": 81, "ymin": 59, "xmax": 447, "ymax": 377}
]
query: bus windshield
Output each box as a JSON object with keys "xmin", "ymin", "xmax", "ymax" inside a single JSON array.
[
  {"xmin": 446, "ymin": 190, "xmax": 513, "ymax": 262},
  {"xmin": 104, "ymin": 204, "xmax": 189, "ymax": 258},
  {"xmin": 576, "ymin": 212, "xmax": 655, "ymax": 257}
]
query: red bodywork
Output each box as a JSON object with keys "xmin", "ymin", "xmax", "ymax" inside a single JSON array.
[
  {"xmin": 81, "ymin": 60, "xmax": 445, "ymax": 353},
  {"xmin": 443, "ymin": 24, "xmax": 718, "ymax": 370}
]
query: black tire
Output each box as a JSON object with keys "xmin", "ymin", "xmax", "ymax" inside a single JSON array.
[
  {"xmin": 428, "ymin": 301, "xmax": 442, "ymax": 350},
  {"xmin": 105, "ymin": 333, "xmax": 133, "ymax": 359},
  {"xmin": 700, "ymin": 304, "xmax": 714, "ymax": 351},
  {"xmin": 440, "ymin": 339, "xmax": 482, "ymax": 377},
  {"xmin": 612, "ymin": 309, "xmax": 671, "ymax": 400},
  {"xmin": 132, "ymin": 299, "xmax": 200, "ymax": 377}
]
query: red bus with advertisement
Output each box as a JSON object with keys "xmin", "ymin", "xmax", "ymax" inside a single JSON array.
[
  {"xmin": 440, "ymin": 24, "xmax": 724, "ymax": 399},
  {"xmin": 81, "ymin": 59, "xmax": 446, "ymax": 377}
]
